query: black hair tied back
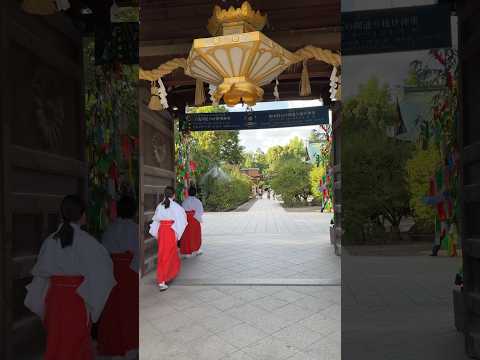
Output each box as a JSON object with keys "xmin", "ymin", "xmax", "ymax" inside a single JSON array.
[
  {"xmin": 162, "ymin": 186, "xmax": 175, "ymax": 209},
  {"xmin": 53, "ymin": 195, "xmax": 85, "ymax": 248}
]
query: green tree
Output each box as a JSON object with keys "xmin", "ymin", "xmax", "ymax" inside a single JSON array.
[
  {"xmin": 405, "ymin": 142, "xmax": 441, "ymax": 232},
  {"xmin": 342, "ymin": 77, "xmax": 413, "ymax": 243},
  {"xmin": 309, "ymin": 129, "xmax": 322, "ymax": 142},
  {"xmin": 185, "ymin": 105, "xmax": 244, "ymax": 166},
  {"xmin": 286, "ymin": 136, "xmax": 306, "ymax": 160},
  {"xmin": 310, "ymin": 165, "xmax": 326, "ymax": 199},
  {"xmin": 202, "ymin": 165, "xmax": 252, "ymax": 211},
  {"xmin": 243, "ymin": 152, "xmax": 256, "ymax": 168},
  {"xmin": 265, "ymin": 145, "xmax": 286, "ymax": 164},
  {"xmin": 190, "ymin": 131, "xmax": 244, "ymax": 166},
  {"xmin": 242, "ymin": 148, "xmax": 267, "ymax": 172},
  {"xmin": 270, "ymin": 159, "xmax": 312, "ymax": 207}
]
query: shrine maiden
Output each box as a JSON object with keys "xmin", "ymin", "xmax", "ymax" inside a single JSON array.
[
  {"xmin": 149, "ymin": 186, "xmax": 187, "ymax": 291},
  {"xmin": 97, "ymin": 195, "xmax": 139, "ymax": 359},
  {"xmin": 180, "ymin": 186, "xmax": 204, "ymax": 257},
  {"xmin": 24, "ymin": 195, "xmax": 115, "ymax": 360}
]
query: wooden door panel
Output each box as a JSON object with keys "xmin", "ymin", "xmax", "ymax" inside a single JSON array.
[
  {"xmin": 459, "ymin": 0, "xmax": 480, "ymax": 357},
  {"xmin": 2, "ymin": 3, "xmax": 86, "ymax": 359},
  {"xmin": 139, "ymin": 85, "xmax": 175, "ymax": 276}
]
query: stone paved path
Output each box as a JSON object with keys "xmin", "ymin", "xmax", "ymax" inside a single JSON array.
[
  {"xmin": 140, "ymin": 199, "xmax": 340, "ymax": 360},
  {"xmin": 342, "ymin": 254, "xmax": 468, "ymax": 360}
]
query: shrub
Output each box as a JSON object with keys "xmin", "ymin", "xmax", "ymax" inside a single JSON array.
[
  {"xmin": 341, "ymin": 78, "xmax": 413, "ymax": 244},
  {"xmin": 270, "ymin": 159, "xmax": 311, "ymax": 207},
  {"xmin": 310, "ymin": 165, "xmax": 326, "ymax": 201},
  {"xmin": 405, "ymin": 142, "xmax": 441, "ymax": 232},
  {"xmin": 203, "ymin": 166, "xmax": 252, "ymax": 211}
]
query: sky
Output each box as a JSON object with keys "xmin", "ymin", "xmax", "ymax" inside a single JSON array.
[{"xmin": 228, "ymin": 100, "xmax": 331, "ymax": 153}]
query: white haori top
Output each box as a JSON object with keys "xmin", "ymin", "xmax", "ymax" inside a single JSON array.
[
  {"xmin": 24, "ymin": 223, "xmax": 116, "ymax": 322},
  {"xmin": 181, "ymin": 196, "xmax": 204, "ymax": 223},
  {"xmin": 149, "ymin": 199, "xmax": 187, "ymax": 240},
  {"xmin": 101, "ymin": 218, "xmax": 139, "ymax": 273}
]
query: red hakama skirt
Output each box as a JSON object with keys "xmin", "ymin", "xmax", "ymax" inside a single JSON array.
[
  {"xmin": 97, "ymin": 252, "xmax": 139, "ymax": 356},
  {"xmin": 157, "ymin": 220, "xmax": 181, "ymax": 284},
  {"xmin": 180, "ymin": 211, "xmax": 202, "ymax": 255},
  {"xmin": 44, "ymin": 275, "xmax": 92, "ymax": 360}
]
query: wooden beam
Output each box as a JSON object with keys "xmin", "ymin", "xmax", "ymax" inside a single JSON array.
[
  {"xmin": 140, "ymin": 28, "xmax": 340, "ymax": 58},
  {"xmin": 162, "ymin": 71, "xmax": 331, "ymax": 87}
]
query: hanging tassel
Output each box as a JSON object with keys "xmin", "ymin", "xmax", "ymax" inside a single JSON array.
[
  {"xmin": 195, "ymin": 79, "xmax": 206, "ymax": 106},
  {"xmin": 148, "ymin": 95, "xmax": 162, "ymax": 111},
  {"xmin": 22, "ymin": 0, "xmax": 57, "ymax": 15},
  {"xmin": 148, "ymin": 83, "xmax": 163, "ymax": 111},
  {"xmin": 300, "ymin": 60, "xmax": 311, "ymax": 97},
  {"xmin": 273, "ymin": 78, "xmax": 280, "ymax": 101}
]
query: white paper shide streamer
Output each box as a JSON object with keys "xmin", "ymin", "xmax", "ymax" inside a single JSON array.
[
  {"xmin": 157, "ymin": 78, "xmax": 169, "ymax": 109},
  {"xmin": 329, "ymin": 67, "xmax": 339, "ymax": 101},
  {"xmin": 209, "ymin": 84, "xmax": 218, "ymax": 105},
  {"xmin": 273, "ymin": 78, "xmax": 280, "ymax": 101}
]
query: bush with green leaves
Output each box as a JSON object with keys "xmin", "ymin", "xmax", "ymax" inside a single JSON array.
[
  {"xmin": 203, "ymin": 166, "xmax": 252, "ymax": 211},
  {"xmin": 310, "ymin": 165, "xmax": 326, "ymax": 200},
  {"xmin": 270, "ymin": 159, "xmax": 312, "ymax": 207},
  {"xmin": 342, "ymin": 77, "xmax": 413, "ymax": 243},
  {"xmin": 405, "ymin": 142, "xmax": 441, "ymax": 232}
]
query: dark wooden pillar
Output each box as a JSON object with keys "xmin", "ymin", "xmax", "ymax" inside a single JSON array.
[
  {"xmin": 458, "ymin": 0, "xmax": 480, "ymax": 357},
  {"xmin": 139, "ymin": 84, "xmax": 176, "ymax": 276},
  {"xmin": 1, "ymin": 2, "xmax": 87, "ymax": 358},
  {"xmin": 332, "ymin": 100, "xmax": 341, "ymax": 255},
  {"xmin": 0, "ymin": 1, "xmax": 8, "ymax": 357}
]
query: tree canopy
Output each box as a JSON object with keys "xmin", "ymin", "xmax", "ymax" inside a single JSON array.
[{"xmin": 342, "ymin": 77, "xmax": 413, "ymax": 243}]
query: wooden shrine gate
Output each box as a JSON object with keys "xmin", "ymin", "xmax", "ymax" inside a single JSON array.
[
  {"xmin": 458, "ymin": 0, "xmax": 480, "ymax": 357},
  {"xmin": 139, "ymin": 84, "xmax": 176, "ymax": 276},
  {"xmin": 0, "ymin": 2, "xmax": 87, "ymax": 358}
]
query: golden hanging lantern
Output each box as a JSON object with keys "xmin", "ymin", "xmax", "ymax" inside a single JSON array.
[{"xmin": 185, "ymin": 1, "xmax": 298, "ymax": 107}]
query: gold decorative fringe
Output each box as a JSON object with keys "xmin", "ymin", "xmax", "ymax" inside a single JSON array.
[
  {"xmin": 300, "ymin": 60, "xmax": 311, "ymax": 97},
  {"xmin": 195, "ymin": 79, "xmax": 205, "ymax": 106},
  {"xmin": 22, "ymin": 0, "xmax": 57, "ymax": 15}
]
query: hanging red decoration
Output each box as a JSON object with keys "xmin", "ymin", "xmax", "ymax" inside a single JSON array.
[
  {"xmin": 109, "ymin": 162, "xmax": 119, "ymax": 184},
  {"xmin": 100, "ymin": 143, "xmax": 110, "ymax": 153},
  {"xmin": 133, "ymin": 136, "xmax": 139, "ymax": 147},
  {"xmin": 121, "ymin": 134, "xmax": 133, "ymax": 160},
  {"xmin": 109, "ymin": 199, "xmax": 117, "ymax": 220},
  {"xmin": 447, "ymin": 72, "xmax": 454, "ymax": 89}
]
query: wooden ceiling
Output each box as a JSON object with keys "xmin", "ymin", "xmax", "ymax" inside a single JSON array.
[{"xmin": 139, "ymin": 0, "xmax": 341, "ymax": 107}]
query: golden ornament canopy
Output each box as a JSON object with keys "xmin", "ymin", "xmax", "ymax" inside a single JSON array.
[
  {"xmin": 140, "ymin": 1, "xmax": 341, "ymax": 108},
  {"xmin": 207, "ymin": 1, "xmax": 267, "ymax": 36}
]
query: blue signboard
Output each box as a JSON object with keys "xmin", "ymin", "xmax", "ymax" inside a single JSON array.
[
  {"xmin": 342, "ymin": 4, "xmax": 452, "ymax": 55},
  {"xmin": 183, "ymin": 106, "xmax": 329, "ymax": 131}
]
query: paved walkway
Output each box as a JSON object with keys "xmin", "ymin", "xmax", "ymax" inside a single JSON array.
[
  {"xmin": 140, "ymin": 199, "xmax": 340, "ymax": 360},
  {"xmin": 342, "ymin": 253, "xmax": 468, "ymax": 360}
]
